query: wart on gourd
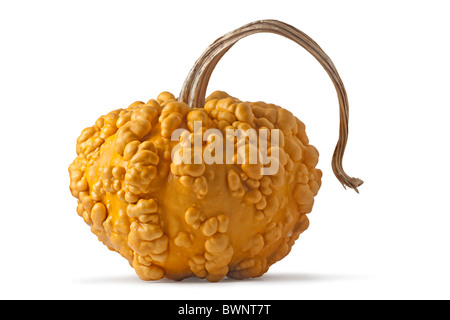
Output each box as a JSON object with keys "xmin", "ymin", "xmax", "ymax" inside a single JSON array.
[{"xmin": 69, "ymin": 19, "xmax": 362, "ymax": 282}]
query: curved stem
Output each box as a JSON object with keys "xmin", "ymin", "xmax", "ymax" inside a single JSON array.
[{"xmin": 178, "ymin": 19, "xmax": 363, "ymax": 192}]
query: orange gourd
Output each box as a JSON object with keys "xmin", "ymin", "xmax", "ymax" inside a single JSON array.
[{"xmin": 69, "ymin": 20, "xmax": 362, "ymax": 282}]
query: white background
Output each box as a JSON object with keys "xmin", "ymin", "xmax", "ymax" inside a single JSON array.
[{"xmin": 0, "ymin": 0, "xmax": 449, "ymax": 300}]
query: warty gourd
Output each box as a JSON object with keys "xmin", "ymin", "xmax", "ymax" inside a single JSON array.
[{"xmin": 69, "ymin": 20, "xmax": 362, "ymax": 282}]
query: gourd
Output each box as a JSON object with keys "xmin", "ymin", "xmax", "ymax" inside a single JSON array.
[{"xmin": 68, "ymin": 20, "xmax": 362, "ymax": 282}]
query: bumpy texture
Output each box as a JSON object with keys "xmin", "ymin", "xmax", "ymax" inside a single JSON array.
[{"xmin": 69, "ymin": 91, "xmax": 322, "ymax": 281}]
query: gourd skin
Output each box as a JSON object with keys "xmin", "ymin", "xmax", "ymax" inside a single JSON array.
[{"xmin": 69, "ymin": 91, "xmax": 322, "ymax": 282}]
